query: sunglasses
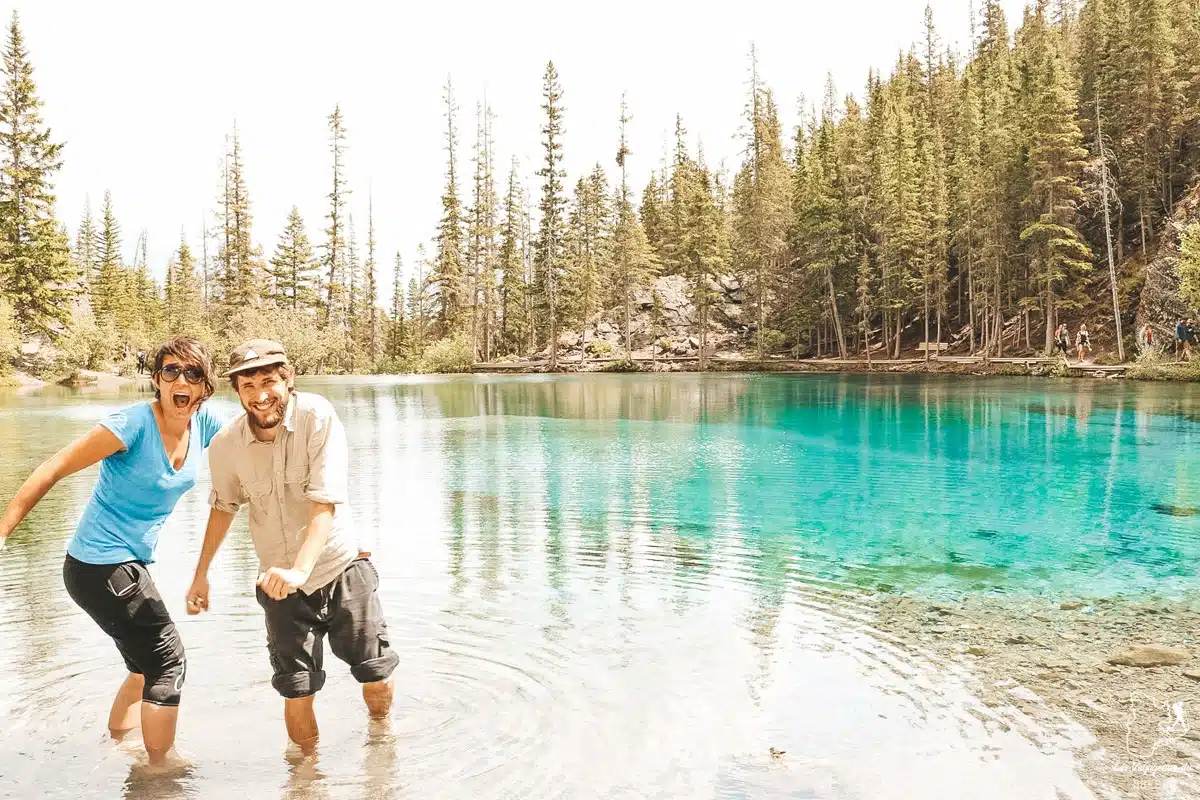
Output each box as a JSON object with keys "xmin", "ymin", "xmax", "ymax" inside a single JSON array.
[{"xmin": 158, "ymin": 364, "xmax": 206, "ymax": 384}]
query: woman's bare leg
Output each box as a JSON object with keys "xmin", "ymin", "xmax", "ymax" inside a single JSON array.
[
  {"xmin": 108, "ymin": 673, "xmax": 144, "ymax": 737},
  {"xmin": 140, "ymin": 703, "xmax": 180, "ymax": 766}
]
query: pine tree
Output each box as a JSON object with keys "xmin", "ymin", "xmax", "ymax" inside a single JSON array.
[
  {"xmin": 1017, "ymin": 0, "xmax": 1092, "ymax": 354},
  {"xmin": 434, "ymin": 78, "xmax": 466, "ymax": 335},
  {"xmin": 322, "ymin": 105, "xmax": 349, "ymax": 325},
  {"xmin": 682, "ymin": 162, "xmax": 723, "ymax": 368},
  {"xmin": 732, "ymin": 46, "xmax": 792, "ymax": 359},
  {"xmin": 364, "ymin": 196, "xmax": 379, "ymax": 363},
  {"xmin": 1125, "ymin": 0, "xmax": 1176, "ymax": 255},
  {"xmin": 268, "ymin": 206, "xmax": 319, "ymax": 311},
  {"xmin": 388, "ymin": 251, "xmax": 405, "ymax": 360},
  {"xmin": 0, "ymin": 12, "xmax": 74, "ymax": 337},
  {"xmin": 169, "ymin": 234, "xmax": 203, "ymax": 335},
  {"xmin": 92, "ymin": 190, "xmax": 125, "ymax": 323},
  {"xmin": 920, "ymin": 7, "xmax": 952, "ymax": 358},
  {"xmin": 498, "ymin": 158, "xmax": 527, "ymax": 355},
  {"xmin": 972, "ymin": 2, "xmax": 1018, "ymax": 357},
  {"xmin": 215, "ymin": 127, "xmax": 260, "ymax": 315},
  {"xmin": 639, "ymin": 172, "xmax": 668, "ymax": 264},
  {"xmin": 407, "ymin": 243, "xmax": 431, "ymax": 354},
  {"xmin": 565, "ymin": 164, "xmax": 610, "ymax": 352},
  {"xmin": 535, "ymin": 61, "xmax": 568, "ymax": 369},
  {"xmin": 74, "ymin": 197, "xmax": 98, "ymax": 289},
  {"xmin": 345, "ymin": 213, "xmax": 359, "ymax": 337},
  {"xmin": 612, "ymin": 95, "xmax": 659, "ymax": 358},
  {"xmin": 466, "ymin": 103, "xmax": 499, "ymax": 360}
]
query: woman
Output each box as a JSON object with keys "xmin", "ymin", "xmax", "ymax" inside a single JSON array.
[
  {"xmin": 0, "ymin": 337, "xmax": 222, "ymax": 768},
  {"xmin": 1076, "ymin": 323, "xmax": 1092, "ymax": 362}
]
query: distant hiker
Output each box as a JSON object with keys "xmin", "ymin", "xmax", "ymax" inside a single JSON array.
[
  {"xmin": 137, "ymin": 350, "xmax": 147, "ymax": 375},
  {"xmin": 1139, "ymin": 324, "xmax": 1153, "ymax": 350},
  {"xmin": 1076, "ymin": 323, "xmax": 1092, "ymax": 362},
  {"xmin": 1177, "ymin": 319, "xmax": 1194, "ymax": 361},
  {"xmin": 1055, "ymin": 324, "xmax": 1070, "ymax": 356}
]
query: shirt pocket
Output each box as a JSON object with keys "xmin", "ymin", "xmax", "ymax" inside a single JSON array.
[
  {"xmin": 244, "ymin": 478, "xmax": 273, "ymax": 509},
  {"xmin": 283, "ymin": 466, "xmax": 308, "ymax": 504}
]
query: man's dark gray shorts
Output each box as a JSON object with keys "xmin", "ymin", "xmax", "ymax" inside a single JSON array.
[{"xmin": 255, "ymin": 557, "xmax": 398, "ymax": 699}]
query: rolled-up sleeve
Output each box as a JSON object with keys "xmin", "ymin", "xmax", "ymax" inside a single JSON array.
[
  {"xmin": 207, "ymin": 436, "xmax": 245, "ymax": 513},
  {"xmin": 304, "ymin": 404, "xmax": 348, "ymax": 506}
]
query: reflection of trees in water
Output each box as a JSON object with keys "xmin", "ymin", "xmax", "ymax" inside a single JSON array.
[
  {"xmin": 351, "ymin": 374, "xmax": 1200, "ymax": 632},
  {"xmin": 0, "ymin": 409, "xmax": 105, "ymax": 712}
]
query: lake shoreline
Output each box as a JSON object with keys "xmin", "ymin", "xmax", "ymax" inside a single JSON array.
[
  {"xmin": 874, "ymin": 591, "xmax": 1200, "ymax": 799},
  {"xmin": 466, "ymin": 357, "xmax": 1147, "ymax": 380}
]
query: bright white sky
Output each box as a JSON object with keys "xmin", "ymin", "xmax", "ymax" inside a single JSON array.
[{"xmin": 14, "ymin": 0, "xmax": 1026, "ymax": 305}]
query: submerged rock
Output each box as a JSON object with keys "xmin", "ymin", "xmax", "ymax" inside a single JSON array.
[{"xmin": 1107, "ymin": 645, "xmax": 1190, "ymax": 667}]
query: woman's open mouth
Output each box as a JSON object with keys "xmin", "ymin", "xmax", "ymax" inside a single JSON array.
[{"xmin": 171, "ymin": 391, "xmax": 191, "ymax": 409}]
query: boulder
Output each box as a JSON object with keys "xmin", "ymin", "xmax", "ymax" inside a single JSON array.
[{"xmin": 1107, "ymin": 645, "xmax": 1190, "ymax": 667}]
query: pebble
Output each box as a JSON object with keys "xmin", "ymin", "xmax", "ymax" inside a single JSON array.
[
  {"xmin": 1060, "ymin": 601, "xmax": 1085, "ymax": 611},
  {"xmin": 1107, "ymin": 645, "xmax": 1190, "ymax": 668},
  {"xmin": 967, "ymin": 646, "xmax": 989, "ymax": 656},
  {"xmin": 931, "ymin": 625, "xmax": 954, "ymax": 634},
  {"xmin": 1183, "ymin": 670, "xmax": 1200, "ymax": 682}
]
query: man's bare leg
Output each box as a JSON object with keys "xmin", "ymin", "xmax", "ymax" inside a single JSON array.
[
  {"xmin": 108, "ymin": 673, "xmax": 144, "ymax": 738},
  {"xmin": 362, "ymin": 678, "xmax": 393, "ymax": 718},
  {"xmin": 284, "ymin": 696, "xmax": 319, "ymax": 753}
]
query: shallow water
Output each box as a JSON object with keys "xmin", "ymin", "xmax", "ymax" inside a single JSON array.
[{"xmin": 1, "ymin": 373, "xmax": 1197, "ymax": 798}]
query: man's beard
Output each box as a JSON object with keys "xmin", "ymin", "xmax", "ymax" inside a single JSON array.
[{"xmin": 246, "ymin": 401, "xmax": 285, "ymax": 430}]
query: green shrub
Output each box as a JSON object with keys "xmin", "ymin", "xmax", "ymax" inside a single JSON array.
[
  {"xmin": 0, "ymin": 297, "xmax": 17, "ymax": 376},
  {"xmin": 1127, "ymin": 360, "xmax": 1200, "ymax": 382},
  {"xmin": 601, "ymin": 358, "xmax": 639, "ymax": 372},
  {"xmin": 217, "ymin": 306, "xmax": 344, "ymax": 375},
  {"xmin": 57, "ymin": 313, "xmax": 122, "ymax": 372},
  {"xmin": 421, "ymin": 332, "xmax": 474, "ymax": 373},
  {"xmin": 587, "ymin": 339, "xmax": 613, "ymax": 356},
  {"xmin": 756, "ymin": 328, "xmax": 787, "ymax": 354}
]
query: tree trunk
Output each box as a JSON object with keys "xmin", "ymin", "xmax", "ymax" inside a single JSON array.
[
  {"xmin": 936, "ymin": 306, "xmax": 942, "ymax": 358},
  {"xmin": 624, "ymin": 292, "xmax": 632, "ymax": 361},
  {"xmin": 1098, "ymin": 99, "xmax": 1125, "ymax": 363},
  {"xmin": 893, "ymin": 310, "xmax": 902, "ymax": 359},
  {"xmin": 827, "ymin": 269, "xmax": 847, "ymax": 359},
  {"xmin": 923, "ymin": 281, "xmax": 930, "ymax": 365}
]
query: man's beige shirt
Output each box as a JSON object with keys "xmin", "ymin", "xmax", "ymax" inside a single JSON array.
[{"xmin": 208, "ymin": 391, "xmax": 358, "ymax": 594}]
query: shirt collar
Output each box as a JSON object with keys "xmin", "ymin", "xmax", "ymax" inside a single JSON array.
[{"xmin": 241, "ymin": 393, "xmax": 297, "ymax": 444}]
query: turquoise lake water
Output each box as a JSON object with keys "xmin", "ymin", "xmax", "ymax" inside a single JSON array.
[{"xmin": 0, "ymin": 373, "xmax": 1195, "ymax": 798}]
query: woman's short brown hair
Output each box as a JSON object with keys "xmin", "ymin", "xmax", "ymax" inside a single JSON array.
[{"xmin": 152, "ymin": 337, "xmax": 216, "ymax": 400}]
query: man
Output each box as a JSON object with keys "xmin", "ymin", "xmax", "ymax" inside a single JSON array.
[
  {"xmin": 186, "ymin": 339, "xmax": 398, "ymax": 750},
  {"xmin": 1177, "ymin": 319, "xmax": 1193, "ymax": 361}
]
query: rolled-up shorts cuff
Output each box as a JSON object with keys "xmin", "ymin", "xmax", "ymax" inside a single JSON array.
[
  {"xmin": 272, "ymin": 669, "xmax": 327, "ymax": 699},
  {"xmin": 350, "ymin": 651, "xmax": 399, "ymax": 684}
]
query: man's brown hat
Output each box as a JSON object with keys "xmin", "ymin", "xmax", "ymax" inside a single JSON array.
[{"xmin": 225, "ymin": 339, "xmax": 288, "ymax": 377}]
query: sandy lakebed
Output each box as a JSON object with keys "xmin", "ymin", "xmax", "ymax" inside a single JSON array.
[{"xmin": 873, "ymin": 592, "xmax": 1200, "ymax": 799}]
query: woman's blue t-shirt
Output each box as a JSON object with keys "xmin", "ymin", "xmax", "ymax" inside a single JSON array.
[{"xmin": 66, "ymin": 402, "xmax": 223, "ymax": 565}]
